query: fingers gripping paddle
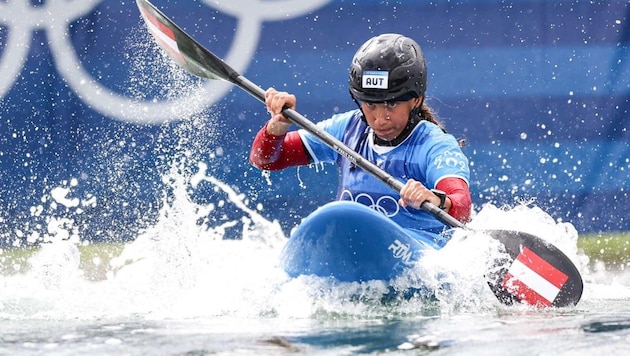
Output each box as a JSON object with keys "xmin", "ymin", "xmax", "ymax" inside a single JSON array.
[{"xmin": 135, "ymin": 0, "xmax": 583, "ymax": 307}]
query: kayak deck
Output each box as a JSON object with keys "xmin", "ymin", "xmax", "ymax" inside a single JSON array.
[{"xmin": 279, "ymin": 201, "xmax": 442, "ymax": 283}]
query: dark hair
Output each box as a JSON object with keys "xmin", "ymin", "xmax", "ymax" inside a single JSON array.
[
  {"xmin": 419, "ymin": 103, "xmax": 467, "ymax": 148},
  {"xmin": 419, "ymin": 103, "xmax": 442, "ymax": 130}
]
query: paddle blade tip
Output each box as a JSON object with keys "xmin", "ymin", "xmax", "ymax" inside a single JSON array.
[{"xmin": 484, "ymin": 229, "xmax": 583, "ymax": 308}]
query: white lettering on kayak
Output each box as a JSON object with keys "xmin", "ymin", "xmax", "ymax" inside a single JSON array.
[{"xmin": 388, "ymin": 239, "xmax": 412, "ymax": 263}]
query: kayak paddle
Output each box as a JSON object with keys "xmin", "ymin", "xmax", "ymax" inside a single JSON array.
[{"xmin": 135, "ymin": 0, "xmax": 583, "ymax": 307}]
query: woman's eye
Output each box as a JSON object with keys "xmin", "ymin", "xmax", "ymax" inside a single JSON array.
[{"xmin": 386, "ymin": 101, "xmax": 397, "ymax": 108}]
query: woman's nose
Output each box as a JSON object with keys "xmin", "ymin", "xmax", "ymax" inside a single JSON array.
[{"xmin": 373, "ymin": 105, "xmax": 389, "ymax": 122}]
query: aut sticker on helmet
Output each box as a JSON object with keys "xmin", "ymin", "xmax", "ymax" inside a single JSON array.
[{"xmin": 362, "ymin": 71, "xmax": 388, "ymax": 89}]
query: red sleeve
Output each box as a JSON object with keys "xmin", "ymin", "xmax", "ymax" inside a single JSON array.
[
  {"xmin": 249, "ymin": 123, "xmax": 311, "ymax": 171},
  {"xmin": 436, "ymin": 178, "xmax": 472, "ymax": 222}
]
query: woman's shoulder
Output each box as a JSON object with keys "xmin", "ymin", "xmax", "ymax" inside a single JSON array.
[
  {"xmin": 417, "ymin": 120, "xmax": 445, "ymax": 133},
  {"xmin": 408, "ymin": 121, "xmax": 463, "ymax": 152},
  {"xmin": 316, "ymin": 109, "xmax": 363, "ymax": 131},
  {"xmin": 330, "ymin": 108, "xmax": 363, "ymax": 123},
  {"xmin": 416, "ymin": 120, "xmax": 457, "ymax": 139}
]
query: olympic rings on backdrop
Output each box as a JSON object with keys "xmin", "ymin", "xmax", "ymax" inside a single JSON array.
[{"xmin": 0, "ymin": 0, "xmax": 332, "ymax": 124}]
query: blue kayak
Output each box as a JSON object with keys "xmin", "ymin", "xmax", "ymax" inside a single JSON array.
[{"xmin": 279, "ymin": 201, "xmax": 447, "ymax": 283}]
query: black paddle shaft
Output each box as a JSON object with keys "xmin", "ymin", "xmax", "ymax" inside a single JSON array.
[
  {"xmin": 136, "ymin": 0, "xmax": 583, "ymax": 307},
  {"xmin": 135, "ymin": 0, "xmax": 460, "ymax": 229},
  {"xmin": 236, "ymin": 76, "xmax": 462, "ymax": 227}
]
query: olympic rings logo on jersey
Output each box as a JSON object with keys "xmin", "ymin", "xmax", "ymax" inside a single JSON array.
[
  {"xmin": 339, "ymin": 190, "xmax": 401, "ymax": 218},
  {"xmin": 0, "ymin": 0, "xmax": 332, "ymax": 125}
]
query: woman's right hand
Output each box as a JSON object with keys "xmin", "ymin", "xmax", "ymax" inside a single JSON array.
[{"xmin": 265, "ymin": 88, "xmax": 296, "ymax": 135}]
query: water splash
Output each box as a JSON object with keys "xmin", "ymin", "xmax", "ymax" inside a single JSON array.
[
  {"xmin": 0, "ymin": 168, "xmax": 628, "ymax": 321},
  {"xmin": 0, "ymin": 18, "xmax": 626, "ymax": 323}
]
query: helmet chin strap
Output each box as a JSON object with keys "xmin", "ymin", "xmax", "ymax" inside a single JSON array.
[
  {"xmin": 350, "ymin": 90, "xmax": 368, "ymax": 123},
  {"xmin": 409, "ymin": 97, "xmax": 423, "ymax": 121}
]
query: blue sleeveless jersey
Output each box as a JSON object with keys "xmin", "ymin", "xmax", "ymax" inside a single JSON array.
[{"xmin": 297, "ymin": 109, "xmax": 470, "ymax": 248}]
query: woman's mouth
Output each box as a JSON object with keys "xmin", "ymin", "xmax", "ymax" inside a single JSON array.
[{"xmin": 374, "ymin": 128, "xmax": 396, "ymax": 140}]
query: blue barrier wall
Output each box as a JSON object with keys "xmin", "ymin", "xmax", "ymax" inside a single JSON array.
[{"xmin": 1, "ymin": 0, "xmax": 628, "ymax": 244}]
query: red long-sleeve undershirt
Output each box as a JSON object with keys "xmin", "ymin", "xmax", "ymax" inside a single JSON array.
[
  {"xmin": 435, "ymin": 178, "xmax": 471, "ymax": 222},
  {"xmin": 249, "ymin": 123, "xmax": 311, "ymax": 170},
  {"xmin": 249, "ymin": 124, "xmax": 472, "ymax": 222}
]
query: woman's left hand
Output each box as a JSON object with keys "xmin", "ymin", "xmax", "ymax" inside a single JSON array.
[{"xmin": 398, "ymin": 179, "xmax": 442, "ymax": 210}]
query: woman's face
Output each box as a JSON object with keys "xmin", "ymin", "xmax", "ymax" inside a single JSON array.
[{"xmin": 360, "ymin": 97, "xmax": 421, "ymax": 141}]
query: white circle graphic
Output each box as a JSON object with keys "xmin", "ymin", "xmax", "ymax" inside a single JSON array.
[{"xmin": 0, "ymin": 0, "xmax": 333, "ymax": 124}]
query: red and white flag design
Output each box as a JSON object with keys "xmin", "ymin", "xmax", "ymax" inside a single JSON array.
[
  {"xmin": 502, "ymin": 246, "xmax": 569, "ymax": 307},
  {"xmin": 138, "ymin": 7, "xmax": 187, "ymax": 65}
]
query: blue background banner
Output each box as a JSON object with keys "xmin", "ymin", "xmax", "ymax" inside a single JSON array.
[{"xmin": 1, "ymin": 0, "xmax": 628, "ymax": 244}]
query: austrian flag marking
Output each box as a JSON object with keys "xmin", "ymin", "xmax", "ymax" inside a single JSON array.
[
  {"xmin": 502, "ymin": 246, "xmax": 569, "ymax": 306},
  {"xmin": 138, "ymin": 7, "xmax": 187, "ymax": 65}
]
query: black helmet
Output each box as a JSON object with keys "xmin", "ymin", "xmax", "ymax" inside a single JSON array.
[{"xmin": 349, "ymin": 34, "xmax": 427, "ymax": 103}]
